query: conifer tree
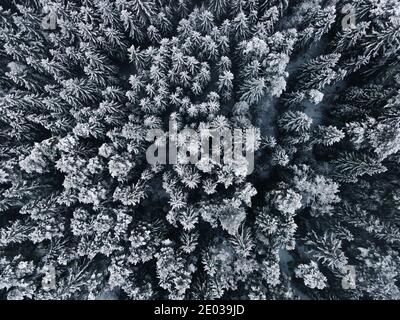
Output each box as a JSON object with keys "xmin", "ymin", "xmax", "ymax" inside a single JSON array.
[{"xmin": 0, "ymin": 0, "xmax": 400, "ymax": 301}]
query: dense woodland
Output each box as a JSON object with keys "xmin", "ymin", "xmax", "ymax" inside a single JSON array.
[{"xmin": 0, "ymin": 0, "xmax": 400, "ymax": 299}]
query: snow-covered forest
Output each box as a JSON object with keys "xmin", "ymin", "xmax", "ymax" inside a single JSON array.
[{"xmin": 0, "ymin": 0, "xmax": 400, "ymax": 300}]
